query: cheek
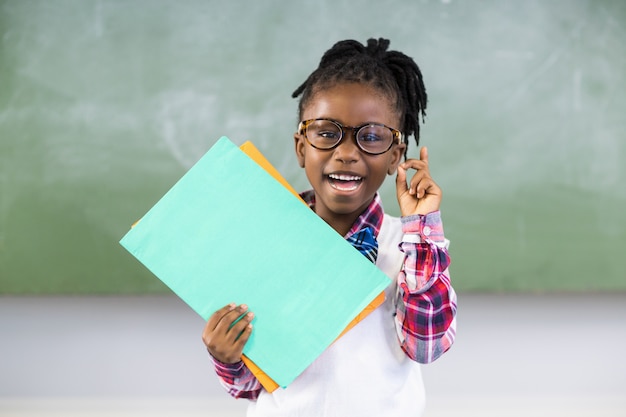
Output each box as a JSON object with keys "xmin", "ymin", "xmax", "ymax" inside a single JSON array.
[{"xmin": 300, "ymin": 151, "xmax": 321, "ymax": 178}]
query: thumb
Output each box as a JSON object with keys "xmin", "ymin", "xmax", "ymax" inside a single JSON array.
[
  {"xmin": 420, "ymin": 146, "xmax": 429, "ymax": 163},
  {"xmin": 395, "ymin": 164, "xmax": 408, "ymax": 196}
]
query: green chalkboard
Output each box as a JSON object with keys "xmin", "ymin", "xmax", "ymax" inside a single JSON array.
[{"xmin": 1, "ymin": 0, "xmax": 625, "ymax": 293}]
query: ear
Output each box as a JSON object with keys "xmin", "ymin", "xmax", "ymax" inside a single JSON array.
[
  {"xmin": 294, "ymin": 132, "xmax": 306, "ymax": 168},
  {"xmin": 387, "ymin": 143, "xmax": 406, "ymax": 175}
]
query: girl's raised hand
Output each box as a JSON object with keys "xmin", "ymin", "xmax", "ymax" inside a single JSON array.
[
  {"xmin": 202, "ymin": 303, "xmax": 254, "ymax": 364},
  {"xmin": 395, "ymin": 146, "xmax": 442, "ymax": 217}
]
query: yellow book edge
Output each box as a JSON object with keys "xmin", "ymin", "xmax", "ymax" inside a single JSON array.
[{"xmin": 239, "ymin": 141, "xmax": 386, "ymax": 393}]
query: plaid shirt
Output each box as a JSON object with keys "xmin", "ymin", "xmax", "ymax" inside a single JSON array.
[{"xmin": 212, "ymin": 192, "xmax": 457, "ymax": 400}]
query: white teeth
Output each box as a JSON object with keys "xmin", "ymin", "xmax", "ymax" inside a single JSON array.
[
  {"xmin": 328, "ymin": 173, "xmax": 362, "ymax": 181},
  {"xmin": 330, "ymin": 182, "xmax": 359, "ymax": 191},
  {"xmin": 328, "ymin": 173, "xmax": 362, "ymax": 191}
]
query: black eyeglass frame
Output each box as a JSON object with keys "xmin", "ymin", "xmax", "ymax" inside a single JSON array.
[{"xmin": 298, "ymin": 118, "xmax": 403, "ymax": 155}]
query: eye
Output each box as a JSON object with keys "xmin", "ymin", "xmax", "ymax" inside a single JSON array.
[
  {"xmin": 317, "ymin": 129, "xmax": 340, "ymax": 140},
  {"xmin": 358, "ymin": 125, "xmax": 386, "ymax": 143},
  {"xmin": 359, "ymin": 132, "xmax": 384, "ymax": 142},
  {"xmin": 308, "ymin": 120, "xmax": 341, "ymax": 142}
]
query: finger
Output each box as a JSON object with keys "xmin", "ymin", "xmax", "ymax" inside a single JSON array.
[
  {"xmin": 401, "ymin": 158, "xmax": 427, "ymax": 172},
  {"xmin": 214, "ymin": 304, "xmax": 251, "ymax": 338},
  {"xmin": 414, "ymin": 177, "xmax": 434, "ymax": 199},
  {"xmin": 205, "ymin": 303, "xmax": 237, "ymax": 331},
  {"xmin": 226, "ymin": 311, "xmax": 255, "ymax": 342},
  {"xmin": 420, "ymin": 146, "xmax": 429, "ymax": 163},
  {"xmin": 409, "ymin": 171, "xmax": 429, "ymax": 197},
  {"xmin": 234, "ymin": 322, "xmax": 253, "ymax": 350},
  {"xmin": 400, "ymin": 158, "xmax": 430, "ymax": 195},
  {"xmin": 209, "ymin": 304, "xmax": 248, "ymax": 339},
  {"xmin": 233, "ymin": 314, "xmax": 254, "ymax": 343}
]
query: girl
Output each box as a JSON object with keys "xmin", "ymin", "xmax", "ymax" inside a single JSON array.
[{"xmin": 202, "ymin": 38, "xmax": 457, "ymax": 416}]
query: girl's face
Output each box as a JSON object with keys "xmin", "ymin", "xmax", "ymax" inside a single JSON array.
[{"xmin": 294, "ymin": 82, "xmax": 405, "ymax": 234}]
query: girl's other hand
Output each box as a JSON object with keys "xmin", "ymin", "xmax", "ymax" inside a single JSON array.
[
  {"xmin": 202, "ymin": 303, "xmax": 254, "ymax": 364},
  {"xmin": 395, "ymin": 146, "xmax": 442, "ymax": 216}
]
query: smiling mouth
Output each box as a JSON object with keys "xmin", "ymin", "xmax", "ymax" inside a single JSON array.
[{"xmin": 327, "ymin": 173, "xmax": 363, "ymax": 191}]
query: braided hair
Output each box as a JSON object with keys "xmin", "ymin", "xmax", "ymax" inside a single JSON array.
[{"xmin": 292, "ymin": 38, "xmax": 428, "ymax": 155}]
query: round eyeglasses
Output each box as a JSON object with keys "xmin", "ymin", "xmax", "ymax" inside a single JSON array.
[{"xmin": 298, "ymin": 118, "xmax": 403, "ymax": 155}]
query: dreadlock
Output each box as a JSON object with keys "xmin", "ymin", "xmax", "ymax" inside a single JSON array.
[{"xmin": 292, "ymin": 38, "xmax": 428, "ymax": 155}]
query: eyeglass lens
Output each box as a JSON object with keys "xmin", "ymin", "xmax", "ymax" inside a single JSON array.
[{"xmin": 305, "ymin": 120, "xmax": 394, "ymax": 154}]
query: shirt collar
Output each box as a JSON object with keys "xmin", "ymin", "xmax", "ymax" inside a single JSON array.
[{"xmin": 299, "ymin": 190, "xmax": 384, "ymax": 239}]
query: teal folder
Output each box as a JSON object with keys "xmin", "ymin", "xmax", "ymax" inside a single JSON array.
[{"xmin": 119, "ymin": 137, "xmax": 390, "ymax": 388}]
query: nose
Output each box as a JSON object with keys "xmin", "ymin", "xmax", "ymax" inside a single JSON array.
[{"xmin": 333, "ymin": 130, "xmax": 360, "ymax": 163}]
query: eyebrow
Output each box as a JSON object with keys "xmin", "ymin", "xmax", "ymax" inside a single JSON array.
[{"xmin": 309, "ymin": 117, "xmax": 396, "ymax": 129}]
